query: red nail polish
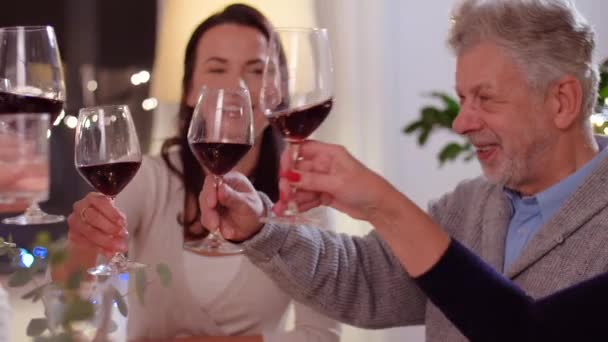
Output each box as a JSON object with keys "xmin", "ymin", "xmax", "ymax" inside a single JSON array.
[{"xmin": 286, "ymin": 170, "xmax": 301, "ymax": 182}]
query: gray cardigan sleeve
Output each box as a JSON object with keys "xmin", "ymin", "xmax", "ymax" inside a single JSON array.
[{"xmin": 242, "ymin": 197, "xmax": 427, "ymax": 328}]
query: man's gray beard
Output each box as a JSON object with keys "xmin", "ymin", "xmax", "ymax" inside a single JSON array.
[{"xmin": 479, "ymin": 159, "xmax": 524, "ymax": 191}]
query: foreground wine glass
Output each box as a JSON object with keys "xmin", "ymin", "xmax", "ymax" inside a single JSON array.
[
  {"xmin": 260, "ymin": 27, "xmax": 334, "ymax": 224},
  {"xmin": 43, "ymin": 282, "xmax": 116, "ymax": 341},
  {"xmin": 185, "ymin": 85, "xmax": 254, "ymax": 255},
  {"xmin": 75, "ymin": 105, "xmax": 145, "ymax": 276},
  {"xmin": 0, "ymin": 26, "xmax": 66, "ymax": 225}
]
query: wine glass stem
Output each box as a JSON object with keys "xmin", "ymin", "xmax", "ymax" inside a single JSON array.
[
  {"xmin": 212, "ymin": 175, "xmax": 227, "ymax": 243},
  {"xmin": 286, "ymin": 142, "xmax": 301, "ymax": 215},
  {"xmin": 108, "ymin": 196, "xmax": 128, "ymax": 261},
  {"xmin": 94, "ymin": 277, "xmax": 113, "ymax": 340},
  {"xmin": 23, "ymin": 201, "xmax": 44, "ymax": 216}
]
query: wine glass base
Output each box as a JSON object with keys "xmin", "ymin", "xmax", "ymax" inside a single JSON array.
[
  {"xmin": 183, "ymin": 238, "xmax": 244, "ymax": 256},
  {"xmin": 259, "ymin": 215, "xmax": 320, "ymax": 227},
  {"xmin": 88, "ymin": 260, "xmax": 147, "ymax": 277},
  {"xmin": 2, "ymin": 213, "xmax": 65, "ymax": 225}
]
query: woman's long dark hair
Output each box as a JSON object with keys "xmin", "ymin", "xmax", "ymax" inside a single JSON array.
[{"xmin": 160, "ymin": 4, "xmax": 284, "ymax": 239}]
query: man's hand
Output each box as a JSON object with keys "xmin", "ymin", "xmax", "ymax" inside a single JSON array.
[
  {"xmin": 275, "ymin": 140, "xmax": 396, "ymax": 223},
  {"xmin": 199, "ymin": 172, "xmax": 266, "ymax": 242}
]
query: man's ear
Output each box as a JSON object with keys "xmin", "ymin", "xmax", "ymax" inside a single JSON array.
[{"xmin": 547, "ymin": 75, "xmax": 583, "ymax": 130}]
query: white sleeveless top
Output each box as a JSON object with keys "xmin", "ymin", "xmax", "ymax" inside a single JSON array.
[{"xmin": 181, "ymin": 252, "xmax": 241, "ymax": 307}]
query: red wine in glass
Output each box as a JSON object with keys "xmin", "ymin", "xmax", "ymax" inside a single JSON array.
[
  {"xmin": 75, "ymin": 104, "xmax": 145, "ymax": 276},
  {"xmin": 185, "ymin": 85, "xmax": 254, "ymax": 255},
  {"xmin": 77, "ymin": 161, "xmax": 142, "ymax": 198},
  {"xmin": 0, "ymin": 90, "xmax": 64, "ymax": 123},
  {"xmin": 268, "ymin": 98, "xmax": 333, "ymax": 141},
  {"xmin": 190, "ymin": 142, "xmax": 252, "ymax": 175},
  {"xmin": 0, "ymin": 26, "xmax": 66, "ymax": 225},
  {"xmin": 260, "ymin": 28, "xmax": 333, "ymax": 224}
]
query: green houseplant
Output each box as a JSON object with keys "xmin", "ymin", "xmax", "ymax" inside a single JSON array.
[
  {"xmin": 404, "ymin": 59, "xmax": 608, "ymax": 165},
  {"xmin": 2, "ymin": 233, "xmax": 171, "ymax": 341}
]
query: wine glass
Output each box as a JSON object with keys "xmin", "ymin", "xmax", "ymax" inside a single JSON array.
[
  {"xmin": 185, "ymin": 85, "xmax": 254, "ymax": 255},
  {"xmin": 0, "ymin": 26, "xmax": 66, "ymax": 225},
  {"xmin": 75, "ymin": 104, "xmax": 146, "ymax": 276},
  {"xmin": 259, "ymin": 27, "xmax": 334, "ymax": 224},
  {"xmin": 43, "ymin": 282, "xmax": 117, "ymax": 341}
]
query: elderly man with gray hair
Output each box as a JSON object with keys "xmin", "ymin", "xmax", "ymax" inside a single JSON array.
[{"xmin": 196, "ymin": 0, "xmax": 607, "ymax": 341}]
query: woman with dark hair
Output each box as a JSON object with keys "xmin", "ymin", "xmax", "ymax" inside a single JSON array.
[{"xmin": 56, "ymin": 4, "xmax": 340, "ymax": 341}]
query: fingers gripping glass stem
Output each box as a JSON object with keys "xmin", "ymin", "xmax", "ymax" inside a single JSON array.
[
  {"xmin": 285, "ymin": 142, "xmax": 301, "ymax": 216},
  {"xmin": 183, "ymin": 176, "xmax": 244, "ymax": 255},
  {"xmin": 87, "ymin": 197, "xmax": 145, "ymax": 276},
  {"xmin": 211, "ymin": 176, "xmax": 229, "ymax": 245},
  {"xmin": 184, "ymin": 85, "xmax": 252, "ymax": 255}
]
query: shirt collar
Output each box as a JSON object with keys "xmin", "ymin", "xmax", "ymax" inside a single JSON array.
[{"xmin": 504, "ymin": 136, "xmax": 608, "ymax": 223}]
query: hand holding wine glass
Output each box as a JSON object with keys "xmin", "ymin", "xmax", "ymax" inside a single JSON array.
[
  {"xmin": 74, "ymin": 104, "xmax": 145, "ymax": 276},
  {"xmin": 260, "ymin": 27, "xmax": 334, "ymax": 224},
  {"xmin": 185, "ymin": 85, "xmax": 254, "ymax": 255}
]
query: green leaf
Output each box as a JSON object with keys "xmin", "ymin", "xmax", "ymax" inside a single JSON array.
[
  {"xmin": 421, "ymin": 107, "xmax": 440, "ymax": 124},
  {"xmin": 111, "ymin": 286, "xmax": 128, "ymax": 317},
  {"xmin": 66, "ymin": 270, "xmax": 83, "ymax": 290},
  {"xmin": 135, "ymin": 268, "xmax": 147, "ymax": 306},
  {"xmin": 430, "ymin": 92, "xmax": 460, "ymax": 114},
  {"xmin": 49, "ymin": 249, "xmax": 67, "ymax": 266},
  {"xmin": 62, "ymin": 298, "xmax": 94, "ymax": 324},
  {"xmin": 21, "ymin": 284, "xmax": 47, "ymax": 302},
  {"xmin": 403, "ymin": 120, "xmax": 424, "ymax": 134},
  {"xmin": 8, "ymin": 268, "xmax": 32, "ymax": 287},
  {"xmin": 436, "ymin": 111, "xmax": 455, "ymax": 128},
  {"xmin": 418, "ymin": 129, "xmax": 431, "ymax": 145},
  {"xmin": 26, "ymin": 318, "xmax": 48, "ymax": 337},
  {"xmin": 30, "ymin": 257, "xmax": 47, "ymax": 274},
  {"xmin": 600, "ymin": 85, "xmax": 608, "ymax": 101},
  {"xmin": 7, "ymin": 246, "xmax": 20, "ymax": 259},
  {"xmin": 438, "ymin": 143, "xmax": 464, "ymax": 165},
  {"xmin": 156, "ymin": 263, "xmax": 172, "ymax": 288},
  {"xmin": 32, "ymin": 231, "xmax": 52, "ymax": 249},
  {"xmin": 0, "ymin": 239, "xmax": 16, "ymax": 255},
  {"xmin": 34, "ymin": 332, "xmax": 71, "ymax": 342}
]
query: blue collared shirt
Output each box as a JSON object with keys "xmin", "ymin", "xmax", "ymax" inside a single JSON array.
[{"xmin": 503, "ymin": 141, "xmax": 608, "ymax": 271}]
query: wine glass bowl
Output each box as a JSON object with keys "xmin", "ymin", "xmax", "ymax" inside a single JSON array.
[
  {"xmin": 184, "ymin": 85, "xmax": 254, "ymax": 255},
  {"xmin": 0, "ymin": 26, "xmax": 66, "ymax": 225},
  {"xmin": 75, "ymin": 105, "xmax": 145, "ymax": 276},
  {"xmin": 0, "ymin": 114, "xmax": 51, "ymax": 217},
  {"xmin": 259, "ymin": 27, "xmax": 334, "ymax": 223}
]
